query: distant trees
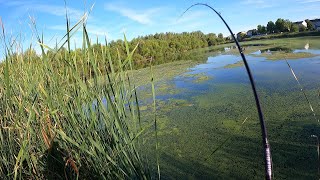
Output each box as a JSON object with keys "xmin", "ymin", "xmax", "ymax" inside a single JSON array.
[
  {"xmin": 12, "ymin": 30, "xmax": 228, "ymax": 73},
  {"xmin": 238, "ymin": 32, "xmax": 247, "ymax": 41},
  {"xmin": 207, "ymin": 33, "xmax": 218, "ymax": 46},
  {"xmin": 300, "ymin": 25, "xmax": 307, "ymax": 32},
  {"xmin": 291, "ymin": 24, "xmax": 299, "ymax": 32},
  {"xmin": 255, "ymin": 18, "xmax": 316, "ymax": 37},
  {"xmin": 306, "ymin": 19, "xmax": 315, "ymax": 31},
  {"xmin": 267, "ymin": 21, "xmax": 276, "ymax": 33},
  {"xmin": 252, "ymin": 29, "xmax": 258, "ymax": 35},
  {"xmin": 275, "ymin": 18, "xmax": 291, "ymax": 32},
  {"xmin": 95, "ymin": 31, "xmax": 226, "ymax": 69},
  {"xmin": 257, "ymin": 25, "xmax": 267, "ymax": 34}
]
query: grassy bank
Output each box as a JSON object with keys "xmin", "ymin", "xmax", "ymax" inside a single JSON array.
[{"xmin": 243, "ymin": 31, "xmax": 320, "ymax": 41}]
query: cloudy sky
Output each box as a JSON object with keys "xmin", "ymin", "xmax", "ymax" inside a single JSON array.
[{"xmin": 0, "ymin": 0, "xmax": 319, "ymax": 51}]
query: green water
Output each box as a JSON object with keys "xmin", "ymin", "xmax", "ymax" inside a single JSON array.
[{"xmin": 139, "ymin": 37, "xmax": 320, "ymax": 179}]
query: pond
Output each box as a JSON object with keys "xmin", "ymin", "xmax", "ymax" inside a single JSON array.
[{"xmin": 138, "ymin": 37, "xmax": 320, "ymax": 179}]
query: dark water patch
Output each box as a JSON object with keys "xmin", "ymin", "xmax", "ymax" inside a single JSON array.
[
  {"xmin": 242, "ymin": 43, "xmax": 269, "ymax": 47},
  {"xmin": 267, "ymin": 46, "xmax": 292, "ymax": 52}
]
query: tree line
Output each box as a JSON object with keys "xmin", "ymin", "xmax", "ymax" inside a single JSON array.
[
  {"xmin": 7, "ymin": 17, "xmax": 317, "ymax": 75},
  {"xmin": 0, "ymin": 31, "xmax": 230, "ymax": 77},
  {"xmin": 122, "ymin": 31, "xmax": 226, "ymax": 68},
  {"xmin": 254, "ymin": 18, "xmax": 316, "ymax": 35},
  {"xmin": 9, "ymin": 31, "xmax": 228, "ymax": 73}
]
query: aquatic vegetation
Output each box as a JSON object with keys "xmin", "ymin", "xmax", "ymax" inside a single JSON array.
[
  {"xmin": 149, "ymin": 83, "xmax": 320, "ymax": 179},
  {"xmin": 223, "ymin": 61, "xmax": 245, "ymax": 69},
  {"xmin": 181, "ymin": 73, "xmax": 212, "ymax": 83},
  {"xmin": 133, "ymin": 35, "xmax": 320, "ymax": 178},
  {"xmin": 259, "ymin": 52, "xmax": 317, "ymax": 60},
  {"xmin": 130, "ymin": 60, "xmax": 198, "ymax": 87}
]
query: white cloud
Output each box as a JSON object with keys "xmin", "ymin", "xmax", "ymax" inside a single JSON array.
[{"xmin": 104, "ymin": 3, "xmax": 162, "ymax": 25}]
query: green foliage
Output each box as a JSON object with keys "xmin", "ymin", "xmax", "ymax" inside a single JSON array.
[
  {"xmin": 257, "ymin": 25, "xmax": 267, "ymax": 34},
  {"xmin": 275, "ymin": 18, "xmax": 285, "ymax": 32},
  {"xmin": 0, "ymin": 11, "xmax": 152, "ymax": 179},
  {"xmin": 291, "ymin": 24, "xmax": 299, "ymax": 32},
  {"xmin": 267, "ymin": 21, "xmax": 276, "ymax": 33},
  {"xmin": 69, "ymin": 31, "xmax": 226, "ymax": 70},
  {"xmin": 306, "ymin": 19, "xmax": 315, "ymax": 31},
  {"xmin": 251, "ymin": 29, "xmax": 258, "ymax": 36},
  {"xmin": 275, "ymin": 18, "xmax": 292, "ymax": 32},
  {"xmin": 264, "ymin": 18, "xmax": 316, "ymax": 35},
  {"xmin": 238, "ymin": 32, "xmax": 247, "ymax": 41},
  {"xmin": 299, "ymin": 25, "xmax": 307, "ymax": 32}
]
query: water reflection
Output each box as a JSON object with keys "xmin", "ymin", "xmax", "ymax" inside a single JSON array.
[
  {"xmin": 305, "ymin": 43, "xmax": 309, "ymax": 50},
  {"xmin": 249, "ymin": 44, "xmax": 320, "ymax": 55},
  {"xmin": 292, "ymin": 43, "xmax": 320, "ymax": 54}
]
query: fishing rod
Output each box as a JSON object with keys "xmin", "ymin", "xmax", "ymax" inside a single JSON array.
[{"xmin": 181, "ymin": 3, "xmax": 272, "ymax": 180}]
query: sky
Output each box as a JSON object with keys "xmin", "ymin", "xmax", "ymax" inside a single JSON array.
[{"xmin": 0, "ymin": 0, "xmax": 320, "ymax": 53}]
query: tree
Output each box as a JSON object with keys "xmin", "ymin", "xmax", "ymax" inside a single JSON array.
[
  {"xmin": 257, "ymin": 25, "xmax": 267, "ymax": 34},
  {"xmin": 299, "ymin": 25, "xmax": 307, "ymax": 32},
  {"xmin": 284, "ymin": 19, "xmax": 292, "ymax": 32},
  {"xmin": 305, "ymin": 19, "xmax": 315, "ymax": 31},
  {"xmin": 261, "ymin": 26, "xmax": 267, "ymax": 34},
  {"xmin": 257, "ymin": 25, "xmax": 263, "ymax": 34},
  {"xmin": 275, "ymin": 18, "xmax": 285, "ymax": 32},
  {"xmin": 291, "ymin": 24, "xmax": 299, "ymax": 32},
  {"xmin": 237, "ymin": 32, "xmax": 247, "ymax": 41},
  {"xmin": 240, "ymin": 33, "xmax": 247, "ymax": 40},
  {"xmin": 207, "ymin": 33, "xmax": 217, "ymax": 46},
  {"xmin": 252, "ymin": 29, "xmax": 258, "ymax": 36},
  {"xmin": 218, "ymin": 33, "xmax": 223, "ymax": 39},
  {"xmin": 267, "ymin": 21, "xmax": 276, "ymax": 33}
]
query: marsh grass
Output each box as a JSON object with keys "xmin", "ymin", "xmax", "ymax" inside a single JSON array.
[
  {"xmin": 223, "ymin": 61, "xmax": 245, "ymax": 69},
  {"xmin": 257, "ymin": 52, "xmax": 317, "ymax": 60},
  {"xmin": 0, "ymin": 8, "xmax": 154, "ymax": 179}
]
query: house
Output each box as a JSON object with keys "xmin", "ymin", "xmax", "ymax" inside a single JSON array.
[
  {"xmin": 247, "ymin": 30, "xmax": 253, "ymax": 37},
  {"xmin": 247, "ymin": 29, "xmax": 258, "ymax": 37},
  {"xmin": 293, "ymin": 21, "xmax": 307, "ymax": 30},
  {"xmin": 310, "ymin": 19, "xmax": 320, "ymax": 31}
]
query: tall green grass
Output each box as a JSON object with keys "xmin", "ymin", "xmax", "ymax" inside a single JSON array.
[{"xmin": 0, "ymin": 8, "xmax": 155, "ymax": 179}]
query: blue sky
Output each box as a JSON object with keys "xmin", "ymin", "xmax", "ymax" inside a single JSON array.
[{"xmin": 0, "ymin": 0, "xmax": 320, "ymax": 52}]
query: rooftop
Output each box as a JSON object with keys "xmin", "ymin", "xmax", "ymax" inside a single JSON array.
[{"xmin": 310, "ymin": 19, "xmax": 320, "ymax": 22}]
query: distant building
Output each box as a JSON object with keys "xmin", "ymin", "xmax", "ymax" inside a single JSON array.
[
  {"xmin": 247, "ymin": 29, "xmax": 258, "ymax": 37},
  {"xmin": 247, "ymin": 30, "xmax": 254, "ymax": 37},
  {"xmin": 310, "ymin": 19, "xmax": 320, "ymax": 30},
  {"xmin": 293, "ymin": 21, "xmax": 307, "ymax": 30}
]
